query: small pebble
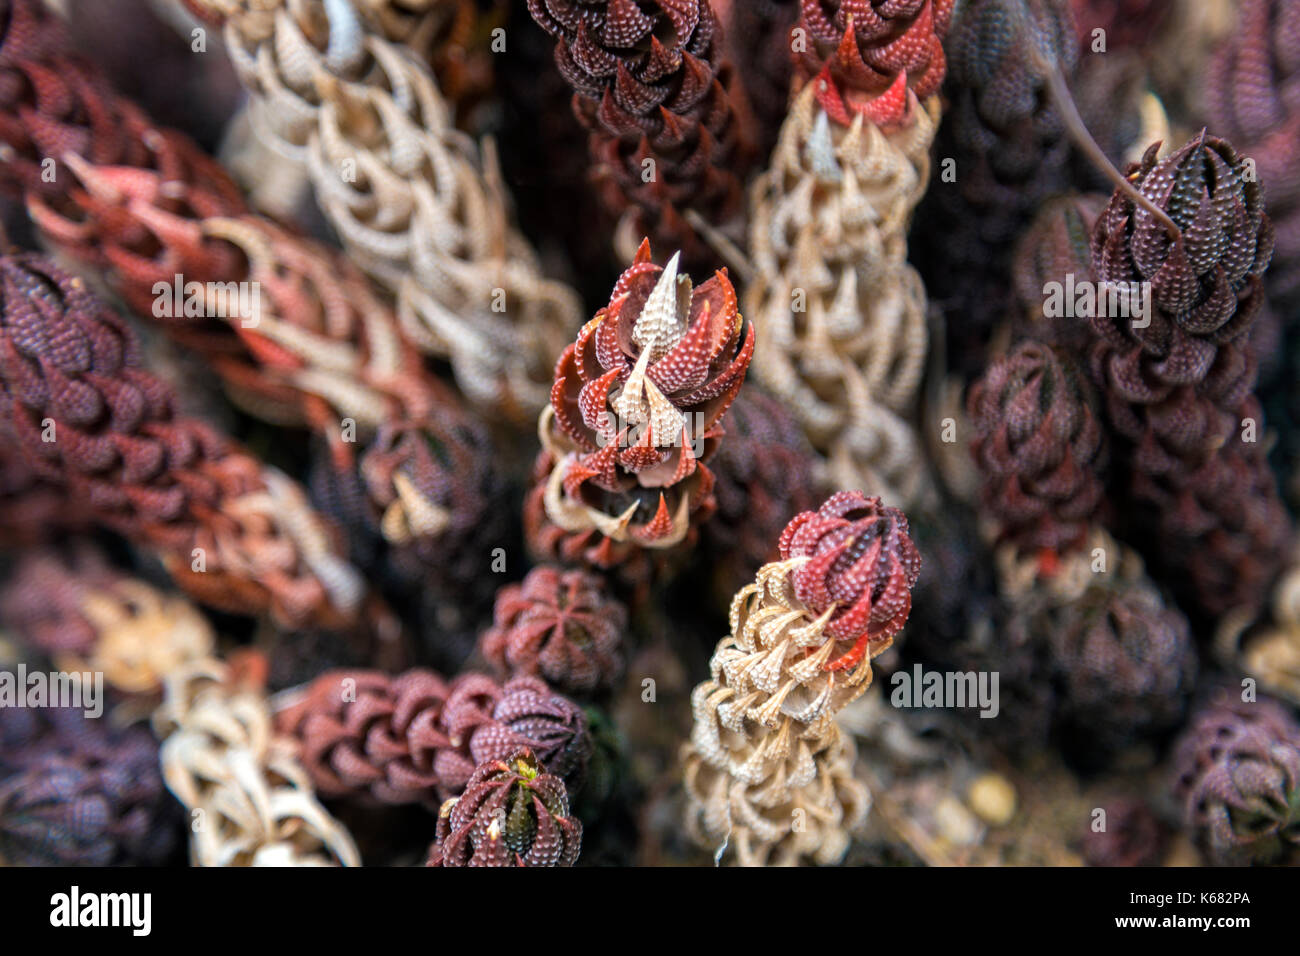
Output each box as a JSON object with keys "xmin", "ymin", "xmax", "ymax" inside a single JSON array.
[{"xmin": 967, "ymin": 773, "xmax": 1017, "ymax": 826}]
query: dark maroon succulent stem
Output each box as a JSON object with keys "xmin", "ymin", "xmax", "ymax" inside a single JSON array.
[{"xmin": 425, "ymin": 748, "xmax": 582, "ymax": 867}]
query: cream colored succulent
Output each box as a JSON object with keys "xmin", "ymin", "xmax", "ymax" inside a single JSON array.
[
  {"xmin": 746, "ymin": 83, "xmax": 940, "ymax": 508},
  {"xmin": 155, "ymin": 658, "xmax": 361, "ymax": 867},
  {"xmin": 683, "ymin": 559, "xmax": 879, "ymax": 866},
  {"xmin": 192, "ymin": 0, "xmax": 581, "ymax": 419}
]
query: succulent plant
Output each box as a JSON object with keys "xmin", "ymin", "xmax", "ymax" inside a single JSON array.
[
  {"xmin": 1170, "ymin": 690, "xmax": 1300, "ymax": 865},
  {"xmin": 1011, "ymin": 193, "xmax": 1107, "ymax": 350},
  {"xmin": 276, "ymin": 670, "xmax": 591, "ymax": 804},
  {"xmin": 272, "ymin": 670, "xmax": 455, "ymax": 805},
  {"xmin": 1136, "ymin": 421, "xmax": 1292, "ymax": 619},
  {"xmin": 0, "ymin": 708, "xmax": 177, "ymax": 866},
  {"xmin": 0, "ymin": 254, "xmax": 365, "ymax": 629},
  {"xmin": 913, "ymin": 0, "xmax": 1078, "ymax": 368},
  {"xmin": 1067, "ymin": 50, "xmax": 1171, "ymax": 194},
  {"xmin": 746, "ymin": 78, "xmax": 937, "ymax": 508},
  {"xmin": 0, "ymin": 26, "xmax": 508, "ymax": 603},
  {"xmin": 530, "ymin": 240, "xmax": 753, "ymax": 572},
  {"xmin": 1204, "ymin": 0, "xmax": 1300, "ymax": 513},
  {"xmin": 1089, "ymin": 135, "xmax": 1271, "ymax": 407},
  {"xmin": 426, "ymin": 748, "xmax": 582, "ymax": 866},
  {"xmin": 702, "ymin": 388, "xmax": 819, "ymax": 602},
  {"xmin": 155, "ymin": 657, "xmax": 361, "ymax": 866},
  {"xmin": 780, "ymin": 490, "xmax": 922, "ymax": 670},
  {"xmin": 1205, "ymin": 0, "xmax": 1300, "ymax": 309},
  {"xmin": 683, "ymin": 490, "xmax": 918, "ymax": 865},
  {"xmin": 526, "ymin": 0, "xmax": 754, "ymax": 260},
  {"xmin": 441, "ymin": 674, "xmax": 594, "ymax": 790},
  {"xmin": 1048, "ymin": 577, "xmax": 1195, "ymax": 757},
  {"xmin": 1, "ymin": 547, "xmax": 215, "ymax": 697},
  {"xmin": 0, "ymin": 545, "xmax": 123, "ymax": 656},
  {"xmin": 481, "ymin": 566, "xmax": 627, "ymax": 696},
  {"xmin": 1086, "ymin": 132, "xmax": 1292, "ymax": 617},
  {"xmin": 793, "ymin": 0, "xmax": 953, "ymax": 126},
  {"xmin": 968, "ymin": 341, "xmax": 1109, "ymax": 556},
  {"xmin": 184, "ymin": 0, "xmax": 584, "ymax": 419}
]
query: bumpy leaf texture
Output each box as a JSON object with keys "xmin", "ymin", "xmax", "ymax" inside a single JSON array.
[
  {"xmin": 426, "ymin": 748, "xmax": 582, "ymax": 867},
  {"xmin": 1087, "ymin": 132, "xmax": 1291, "ymax": 618},
  {"xmin": 481, "ymin": 565, "xmax": 628, "ymax": 695},
  {"xmin": 1090, "ymin": 134, "xmax": 1272, "ymax": 389},
  {"xmin": 1011, "ymin": 193, "xmax": 1107, "ymax": 351},
  {"xmin": 968, "ymin": 341, "xmax": 1109, "ymax": 556},
  {"xmin": 532, "ymin": 239, "xmax": 753, "ymax": 570},
  {"xmin": 1204, "ymin": 0, "xmax": 1300, "ymax": 511},
  {"xmin": 912, "ymin": 0, "xmax": 1077, "ymax": 369},
  {"xmin": 778, "ymin": 489, "xmax": 921, "ymax": 670},
  {"xmin": 1170, "ymin": 689, "xmax": 1300, "ymax": 865},
  {"xmin": 526, "ymin": 0, "xmax": 754, "ymax": 259},
  {"xmin": 793, "ymin": 0, "xmax": 953, "ymax": 127},
  {"xmin": 1204, "ymin": 0, "xmax": 1300, "ymax": 307},
  {"xmin": 276, "ymin": 670, "xmax": 591, "ymax": 804},
  {"xmin": 554, "ymin": 241, "xmax": 751, "ymax": 486},
  {"xmin": 0, "ymin": 707, "xmax": 178, "ymax": 865},
  {"xmin": 0, "ymin": 254, "xmax": 363, "ymax": 629},
  {"xmin": 0, "ymin": 22, "xmax": 503, "ymax": 606}
]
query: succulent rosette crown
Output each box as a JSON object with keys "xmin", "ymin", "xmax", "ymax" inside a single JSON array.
[
  {"xmin": 1049, "ymin": 579, "xmax": 1195, "ymax": 756},
  {"xmin": 481, "ymin": 566, "xmax": 627, "ymax": 695},
  {"xmin": 794, "ymin": 0, "xmax": 954, "ymax": 126},
  {"xmin": 1090, "ymin": 134, "xmax": 1273, "ymax": 405},
  {"xmin": 967, "ymin": 341, "xmax": 1109, "ymax": 556},
  {"xmin": 778, "ymin": 490, "xmax": 921, "ymax": 670},
  {"xmin": 1170, "ymin": 691, "xmax": 1300, "ymax": 865},
  {"xmin": 426, "ymin": 748, "xmax": 582, "ymax": 867},
  {"xmin": 535, "ymin": 239, "xmax": 754, "ymax": 566}
]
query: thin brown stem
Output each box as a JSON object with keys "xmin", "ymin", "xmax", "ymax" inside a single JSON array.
[{"xmin": 1027, "ymin": 45, "xmax": 1181, "ymax": 241}]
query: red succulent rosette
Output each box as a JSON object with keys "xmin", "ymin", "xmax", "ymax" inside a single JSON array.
[
  {"xmin": 437, "ymin": 674, "xmax": 592, "ymax": 794},
  {"xmin": 535, "ymin": 239, "xmax": 753, "ymax": 566},
  {"xmin": 425, "ymin": 748, "xmax": 582, "ymax": 867},
  {"xmin": 793, "ymin": 0, "xmax": 953, "ymax": 127},
  {"xmin": 778, "ymin": 490, "xmax": 921, "ymax": 670},
  {"xmin": 481, "ymin": 566, "xmax": 626, "ymax": 695}
]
